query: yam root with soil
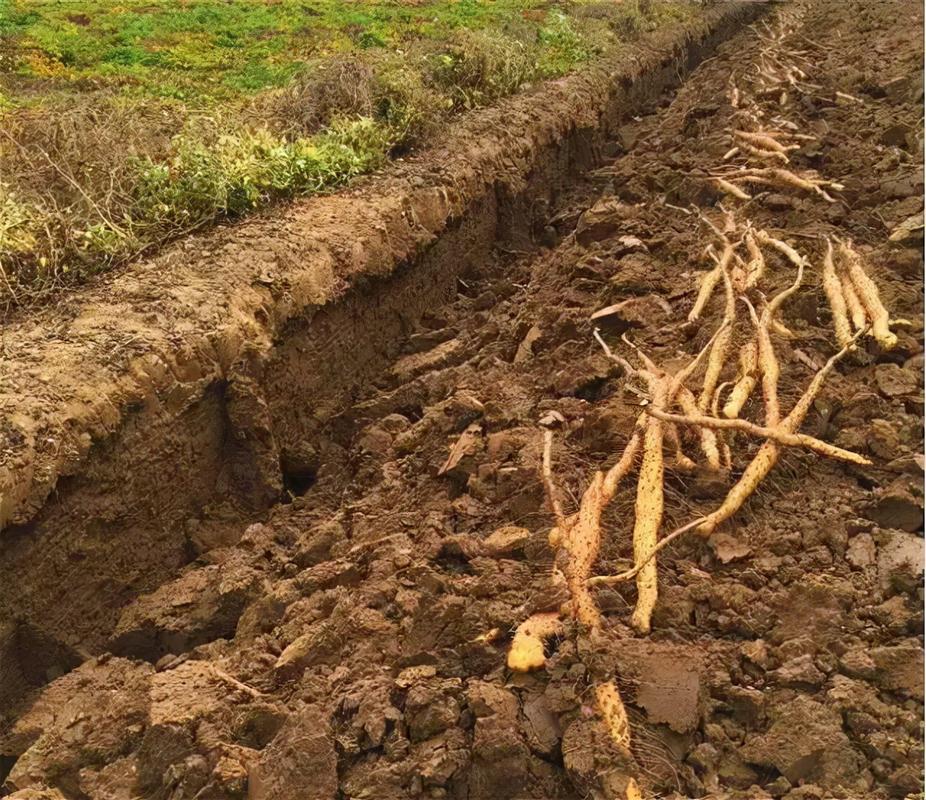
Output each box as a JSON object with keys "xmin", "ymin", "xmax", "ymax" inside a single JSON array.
[{"xmin": 0, "ymin": 1, "xmax": 922, "ymax": 800}]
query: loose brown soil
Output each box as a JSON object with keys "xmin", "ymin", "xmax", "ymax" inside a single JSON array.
[{"xmin": 1, "ymin": 1, "xmax": 923, "ymax": 799}]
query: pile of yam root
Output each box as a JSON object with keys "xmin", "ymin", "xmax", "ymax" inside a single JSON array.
[{"xmin": 500, "ymin": 11, "xmax": 901, "ymax": 799}]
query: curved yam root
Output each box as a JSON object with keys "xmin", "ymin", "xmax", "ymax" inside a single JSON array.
[
  {"xmin": 596, "ymin": 682, "xmax": 632, "ymax": 748},
  {"xmin": 697, "ymin": 332, "xmax": 862, "ymax": 535},
  {"xmin": 696, "ymin": 439, "xmax": 781, "ymax": 536},
  {"xmin": 839, "ymin": 270, "xmax": 868, "ymax": 331},
  {"xmin": 723, "ymin": 341, "xmax": 759, "ymax": 419},
  {"xmin": 725, "ymin": 167, "xmax": 842, "ymax": 202},
  {"xmin": 743, "ymin": 229, "xmax": 766, "ymax": 289},
  {"xmin": 647, "ymin": 408, "xmax": 871, "ymax": 465},
  {"xmin": 698, "ymin": 264, "xmax": 736, "ymax": 411},
  {"xmin": 713, "ymin": 178, "xmax": 752, "ymax": 200},
  {"xmin": 755, "ymin": 229, "xmax": 807, "ymax": 275},
  {"xmin": 757, "ymin": 311, "xmax": 782, "ymax": 426},
  {"xmin": 630, "ymin": 379, "xmax": 667, "ymax": 634},
  {"xmin": 822, "ymin": 238, "xmax": 854, "ymax": 348},
  {"xmin": 740, "ymin": 141, "xmax": 790, "ymax": 163},
  {"xmin": 678, "ymin": 385, "xmax": 722, "ymax": 470},
  {"xmin": 753, "ymin": 233, "xmax": 805, "ymax": 426},
  {"xmin": 563, "ymin": 473, "xmax": 608, "ymax": 629},
  {"xmin": 734, "ymin": 129, "xmax": 798, "ymax": 154},
  {"xmin": 838, "ymin": 239, "xmax": 897, "ymax": 350},
  {"xmin": 508, "ymin": 612, "xmax": 563, "ymax": 672},
  {"xmin": 689, "ymin": 263, "xmax": 724, "ymax": 321}
]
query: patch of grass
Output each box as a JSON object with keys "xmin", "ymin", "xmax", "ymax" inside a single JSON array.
[{"xmin": 536, "ymin": 11, "xmax": 593, "ymax": 77}]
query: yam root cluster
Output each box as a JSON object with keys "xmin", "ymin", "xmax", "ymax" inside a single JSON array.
[{"xmin": 501, "ymin": 9, "xmax": 897, "ymax": 798}]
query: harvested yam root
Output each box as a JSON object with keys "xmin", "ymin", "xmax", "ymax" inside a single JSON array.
[
  {"xmin": 648, "ymin": 407, "xmax": 871, "ymax": 465},
  {"xmin": 839, "ymin": 266, "xmax": 869, "ymax": 331},
  {"xmin": 508, "ymin": 612, "xmax": 564, "ymax": 672},
  {"xmin": 630, "ymin": 377, "xmax": 667, "ymax": 634},
  {"xmin": 698, "ymin": 263, "xmax": 736, "ymax": 411},
  {"xmin": 717, "ymin": 166, "xmax": 843, "ymax": 202},
  {"xmin": 734, "ymin": 128, "xmax": 799, "ymax": 156},
  {"xmin": 743, "ymin": 228, "xmax": 766, "ymax": 289},
  {"xmin": 723, "ymin": 341, "xmax": 759, "ymax": 419},
  {"xmin": 822, "ymin": 238, "xmax": 854, "ymax": 348},
  {"xmin": 596, "ymin": 682, "xmax": 632, "ymax": 748},
  {"xmin": 590, "ymin": 332, "xmax": 868, "ymax": 586},
  {"xmin": 595, "ymin": 328, "xmax": 727, "ymax": 630},
  {"xmin": 508, "ymin": 410, "xmax": 638, "ymax": 780},
  {"xmin": 665, "ymin": 422, "xmax": 697, "ymax": 472},
  {"xmin": 818, "ymin": 236, "xmax": 897, "ymax": 349},
  {"xmin": 837, "ymin": 238, "xmax": 898, "ymax": 349},
  {"xmin": 689, "ymin": 253, "xmax": 726, "ymax": 321},
  {"xmin": 713, "ymin": 177, "xmax": 752, "ymax": 200},
  {"xmin": 750, "ymin": 231, "xmax": 806, "ymax": 426},
  {"xmin": 696, "ymin": 330, "xmax": 864, "ymax": 535},
  {"xmin": 678, "ymin": 385, "xmax": 722, "ymax": 470}
]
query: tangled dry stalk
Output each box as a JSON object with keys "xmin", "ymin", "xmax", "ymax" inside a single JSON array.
[{"xmin": 503, "ymin": 10, "xmax": 898, "ymax": 798}]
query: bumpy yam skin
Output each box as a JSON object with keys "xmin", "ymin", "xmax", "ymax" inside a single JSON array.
[
  {"xmin": 630, "ymin": 379, "xmax": 667, "ymax": 634},
  {"xmin": 596, "ymin": 682, "xmax": 631, "ymax": 748},
  {"xmin": 839, "ymin": 269, "xmax": 868, "ymax": 331},
  {"xmin": 697, "ymin": 439, "xmax": 780, "ymax": 536},
  {"xmin": 822, "ymin": 240, "xmax": 854, "ymax": 348},
  {"xmin": 698, "ymin": 266, "xmax": 735, "ymax": 412},
  {"xmin": 723, "ymin": 341, "xmax": 759, "ymax": 419},
  {"xmin": 678, "ymin": 386, "xmax": 721, "ymax": 469},
  {"xmin": 689, "ymin": 263, "xmax": 723, "ymax": 321},
  {"xmin": 839, "ymin": 241, "xmax": 897, "ymax": 349}
]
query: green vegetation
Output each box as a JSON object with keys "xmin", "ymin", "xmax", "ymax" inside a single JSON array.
[{"xmin": 0, "ymin": 0, "xmax": 695, "ymax": 306}]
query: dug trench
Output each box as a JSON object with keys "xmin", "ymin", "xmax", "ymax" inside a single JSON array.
[
  {"xmin": 0, "ymin": 4, "xmax": 762, "ymax": 711},
  {"xmin": 2, "ymin": 0, "xmax": 925, "ymax": 798}
]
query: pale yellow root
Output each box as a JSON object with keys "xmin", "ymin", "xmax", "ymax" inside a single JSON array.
[
  {"xmin": 740, "ymin": 141, "xmax": 790, "ymax": 163},
  {"xmin": 838, "ymin": 239, "xmax": 898, "ymax": 349},
  {"xmin": 753, "ymin": 235, "xmax": 805, "ymax": 426},
  {"xmin": 562, "ymin": 472, "xmax": 607, "ymax": 629},
  {"xmin": 602, "ymin": 419, "xmax": 644, "ymax": 503},
  {"xmin": 821, "ymin": 237, "xmax": 854, "ymax": 348},
  {"xmin": 677, "ymin": 386, "xmax": 722, "ymax": 470},
  {"xmin": 541, "ymin": 427, "xmax": 567, "ymax": 529},
  {"xmin": 770, "ymin": 318, "xmax": 796, "ymax": 339},
  {"xmin": 723, "ymin": 341, "xmax": 759, "ymax": 419},
  {"xmin": 698, "ymin": 265, "xmax": 736, "ymax": 411},
  {"xmin": 647, "ymin": 407, "xmax": 872, "ymax": 465},
  {"xmin": 734, "ymin": 129, "xmax": 795, "ymax": 154},
  {"xmin": 714, "ymin": 178, "xmax": 752, "ymax": 200},
  {"xmin": 630, "ymin": 379, "xmax": 667, "ymax": 634},
  {"xmin": 508, "ymin": 612, "xmax": 564, "ymax": 671},
  {"xmin": 596, "ymin": 682, "xmax": 632, "ymax": 748},
  {"xmin": 665, "ymin": 422, "xmax": 697, "ymax": 472},
  {"xmin": 755, "ymin": 229, "xmax": 807, "ymax": 274},
  {"xmin": 712, "ymin": 381, "xmax": 731, "ymax": 418},
  {"xmin": 728, "ymin": 167, "xmax": 841, "ymax": 202},
  {"xmin": 757, "ymin": 317, "xmax": 781, "ymax": 426},
  {"xmin": 689, "ymin": 263, "xmax": 723, "ymax": 322},
  {"xmin": 743, "ymin": 229, "xmax": 766, "ymax": 289},
  {"xmin": 696, "ymin": 334, "xmax": 861, "ymax": 535},
  {"xmin": 839, "ymin": 269, "xmax": 869, "ymax": 331},
  {"xmin": 534, "ymin": 395, "xmax": 639, "ymax": 770},
  {"xmin": 697, "ymin": 439, "xmax": 781, "ymax": 537}
]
